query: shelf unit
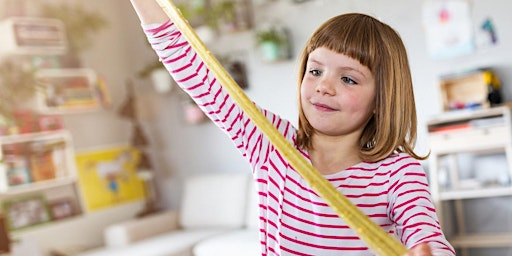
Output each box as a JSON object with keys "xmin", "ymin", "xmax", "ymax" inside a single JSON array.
[
  {"xmin": 427, "ymin": 105, "xmax": 512, "ymax": 255},
  {"xmin": 0, "ymin": 130, "xmax": 84, "ymax": 232},
  {"xmin": 34, "ymin": 68, "xmax": 105, "ymax": 115}
]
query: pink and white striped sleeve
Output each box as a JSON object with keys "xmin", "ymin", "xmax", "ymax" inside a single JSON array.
[{"xmin": 141, "ymin": 21, "xmax": 294, "ymax": 167}]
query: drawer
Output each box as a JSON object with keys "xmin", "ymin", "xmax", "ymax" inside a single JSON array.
[{"xmin": 428, "ymin": 125, "xmax": 509, "ymax": 153}]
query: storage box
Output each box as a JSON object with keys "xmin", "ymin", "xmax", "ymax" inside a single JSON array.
[
  {"xmin": 439, "ymin": 70, "xmax": 502, "ymax": 111},
  {"xmin": 38, "ymin": 115, "xmax": 63, "ymax": 131},
  {"xmin": 0, "ymin": 17, "xmax": 67, "ymax": 56}
]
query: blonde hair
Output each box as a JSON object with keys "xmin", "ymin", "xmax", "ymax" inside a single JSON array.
[{"xmin": 296, "ymin": 13, "xmax": 427, "ymax": 162}]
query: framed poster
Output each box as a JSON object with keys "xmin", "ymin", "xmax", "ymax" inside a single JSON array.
[
  {"xmin": 75, "ymin": 146, "xmax": 145, "ymax": 212},
  {"xmin": 422, "ymin": 0, "xmax": 475, "ymax": 59},
  {"xmin": 3, "ymin": 195, "xmax": 50, "ymax": 230},
  {"xmin": 48, "ymin": 198, "xmax": 75, "ymax": 220}
]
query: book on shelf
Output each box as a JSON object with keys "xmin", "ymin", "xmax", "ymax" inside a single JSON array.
[
  {"xmin": 29, "ymin": 150, "xmax": 56, "ymax": 182},
  {"xmin": 5, "ymin": 154, "xmax": 31, "ymax": 186},
  {"xmin": 428, "ymin": 122, "xmax": 471, "ymax": 133},
  {"xmin": 428, "ymin": 116, "xmax": 505, "ymax": 133},
  {"xmin": 28, "ymin": 140, "xmax": 66, "ymax": 182},
  {"xmin": 2, "ymin": 143, "xmax": 31, "ymax": 187}
]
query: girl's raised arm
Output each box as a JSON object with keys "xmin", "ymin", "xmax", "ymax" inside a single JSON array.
[{"xmin": 130, "ymin": 0, "xmax": 169, "ymax": 24}]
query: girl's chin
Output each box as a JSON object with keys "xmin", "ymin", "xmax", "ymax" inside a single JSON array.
[{"xmin": 311, "ymin": 126, "xmax": 341, "ymax": 137}]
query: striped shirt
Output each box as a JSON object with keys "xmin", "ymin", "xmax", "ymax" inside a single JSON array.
[{"xmin": 142, "ymin": 20, "xmax": 455, "ymax": 256}]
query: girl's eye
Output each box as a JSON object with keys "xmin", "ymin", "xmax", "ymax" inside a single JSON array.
[
  {"xmin": 341, "ymin": 77, "xmax": 357, "ymax": 85},
  {"xmin": 309, "ymin": 69, "xmax": 321, "ymax": 76}
]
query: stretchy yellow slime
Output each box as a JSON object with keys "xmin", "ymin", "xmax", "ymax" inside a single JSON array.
[{"xmin": 155, "ymin": 0, "xmax": 408, "ymax": 255}]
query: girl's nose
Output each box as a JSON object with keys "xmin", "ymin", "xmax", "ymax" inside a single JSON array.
[{"xmin": 315, "ymin": 78, "xmax": 336, "ymax": 95}]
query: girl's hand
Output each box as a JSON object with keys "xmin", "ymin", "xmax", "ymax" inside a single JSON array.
[{"xmin": 403, "ymin": 243, "xmax": 432, "ymax": 256}]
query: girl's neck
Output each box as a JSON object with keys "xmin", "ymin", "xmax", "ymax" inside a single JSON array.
[{"xmin": 309, "ymin": 135, "xmax": 361, "ymax": 175}]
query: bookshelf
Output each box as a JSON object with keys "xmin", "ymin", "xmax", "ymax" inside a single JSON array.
[
  {"xmin": 427, "ymin": 104, "xmax": 512, "ymax": 255},
  {"xmin": 0, "ymin": 130, "xmax": 84, "ymax": 232}
]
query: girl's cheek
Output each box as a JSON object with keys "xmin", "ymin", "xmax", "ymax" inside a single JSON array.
[
  {"xmin": 300, "ymin": 80, "xmax": 309, "ymax": 93},
  {"xmin": 302, "ymin": 77, "xmax": 316, "ymax": 90}
]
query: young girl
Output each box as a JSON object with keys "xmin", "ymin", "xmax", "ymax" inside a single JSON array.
[{"xmin": 129, "ymin": 1, "xmax": 455, "ymax": 255}]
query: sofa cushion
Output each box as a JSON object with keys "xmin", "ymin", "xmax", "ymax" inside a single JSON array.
[
  {"xmin": 78, "ymin": 229, "xmax": 231, "ymax": 256},
  {"xmin": 245, "ymin": 178, "xmax": 260, "ymax": 229},
  {"xmin": 180, "ymin": 173, "xmax": 250, "ymax": 229},
  {"xmin": 105, "ymin": 210, "xmax": 179, "ymax": 248},
  {"xmin": 193, "ymin": 229, "xmax": 261, "ymax": 256}
]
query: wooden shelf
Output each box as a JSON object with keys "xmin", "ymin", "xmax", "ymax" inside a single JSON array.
[
  {"xmin": 440, "ymin": 186, "xmax": 512, "ymax": 201},
  {"xmin": 0, "ymin": 130, "xmax": 71, "ymax": 144},
  {"xmin": 0, "ymin": 176, "xmax": 77, "ymax": 196},
  {"xmin": 449, "ymin": 233, "xmax": 512, "ymax": 248},
  {"xmin": 427, "ymin": 104, "xmax": 512, "ymax": 126}
]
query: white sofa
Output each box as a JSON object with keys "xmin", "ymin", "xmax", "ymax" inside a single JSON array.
[{"xmin": 78, "ymin": 173, "xmax": 261, "ymax": 256}]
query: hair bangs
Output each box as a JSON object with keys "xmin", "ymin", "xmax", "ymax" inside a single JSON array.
[{"xmin": 306, "ymin": 14, "xmax": 384, "ymax": 73}]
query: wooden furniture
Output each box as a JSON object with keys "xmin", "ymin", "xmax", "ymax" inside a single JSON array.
[
  {"xmin": 0, "ymin": 213, "xmax": 10, "ymax": 254},
  {"xmin": 427, "ymin": 105, "xmax": 512, "ymax": 255}
]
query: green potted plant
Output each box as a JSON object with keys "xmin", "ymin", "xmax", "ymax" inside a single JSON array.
[
  {"xmin": 177, "ymin": 2, "xmax": 218, "ymax": 30},
  {"xmin": 0, "ymin": 60, "xmax": 38, "ymax": 133},
  {"xmin": 255, "ymin": 26, "xmax": 290, "ymax": 62},
  {"xmin": 213, "ymin": 1, "xmax": 237, "ymax": 32},
  {"xmin": 38, "ymin": 2, "xmax": 109, "ymax": 67}
]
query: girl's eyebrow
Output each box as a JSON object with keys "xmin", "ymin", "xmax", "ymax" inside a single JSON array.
[
  {"xmin": 307, "ymin": 57, "xmax": 322, "ymax": 65},
  {"xmin": 345, "ymin": 67, "xmax": 369, "ymax": 79},
  {"xmin": 309, "ymin": 57, "xmax": 368, "ymax": 79}
]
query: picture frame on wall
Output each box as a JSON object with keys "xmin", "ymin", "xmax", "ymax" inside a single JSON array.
[
  {"xmin": 0, "ymin": 16, "xmax": 67, "ymax": 56},
  {"xmin": 3, "ymin": 194, "xmax": 50, "ymax": 230},
  {"xmin": 48, "ymin": 198, "xmax": 75, "ymax": 220}
]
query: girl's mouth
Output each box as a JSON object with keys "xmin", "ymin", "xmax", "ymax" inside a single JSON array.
[{"xmin": 313, "ymin": 103, "xmax": 336, "ymax": 111}]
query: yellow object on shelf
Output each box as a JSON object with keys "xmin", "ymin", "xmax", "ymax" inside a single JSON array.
[{"xmin": 439, "ymin": 69, "xmax": 502, "ymax": 111}]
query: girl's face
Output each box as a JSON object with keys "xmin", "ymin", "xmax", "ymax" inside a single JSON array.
[{"xmin": 300, "ymin": 47, "xmax": 376, "ymax": 140}]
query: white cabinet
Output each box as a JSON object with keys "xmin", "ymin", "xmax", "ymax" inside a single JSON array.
[
  {"xmin": 427, "ymin": 105, "xmax": 512, "ymax": 255},
  {"xmin": 0, "ymin": 130, "xmax": 84, "ymax": 232}
]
